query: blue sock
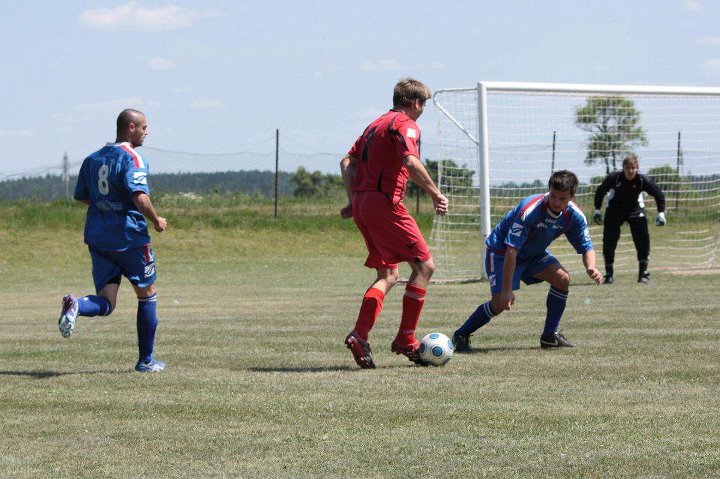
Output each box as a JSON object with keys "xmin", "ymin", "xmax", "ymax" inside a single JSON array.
[
  {"xmin": 457, "ymin": 301, "xmax": 497, "ymax": 337},
  {"xmin": 77, "ymin": 295, "xmax": 112, "ymax": 316},
  {"xmin": 543, "ymin": 287, "xmax": 568, "ymax": 337},
  {"xmin": 137, "ymin": 293, "xmax": 158, "ymax": 364}
]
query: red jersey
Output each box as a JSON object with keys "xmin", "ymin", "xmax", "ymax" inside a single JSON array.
[{"xmin": 348, "ymin": 110, "xmax": 421, "ymax": 203}]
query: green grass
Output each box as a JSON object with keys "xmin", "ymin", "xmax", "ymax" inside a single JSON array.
[
  {"xmin": 0, "ymin": 194, "xmax": 437, "ymax": 232},
  {"xmin": 1, "ymin": 199, "xmax": 719, "ymax": 478}
]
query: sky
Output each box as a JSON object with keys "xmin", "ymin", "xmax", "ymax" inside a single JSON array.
[{"xmin": 1, "ymin": 0, "xmax": 720, "ymax": 177}]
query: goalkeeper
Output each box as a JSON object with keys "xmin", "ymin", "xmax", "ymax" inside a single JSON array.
[
  {"xmin": 593, "ymin": 154, "xmax": 666, "ymax": 284},
  {"xmin": 453, "ymin": 170, "xmax": 602, "ymax": 352}
]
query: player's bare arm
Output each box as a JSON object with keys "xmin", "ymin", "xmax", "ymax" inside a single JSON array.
[
  {"xmin": 339, "ymin": 154, "xmax": 357, "ymax": 219},
  {"xmin": 582, "ymin": 249, "xmax": 602, "ymax": 284},
  {"xmin": 133, "ymin": 191, "xmax": 166, "ymax": 232},
  {"xmin": 403, "ymin": 154, "xmax": 448, "ymax": 215}
]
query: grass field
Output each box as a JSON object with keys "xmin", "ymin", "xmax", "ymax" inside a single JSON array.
[{"xmin": 1, "ymin": 198, "xmax": 719, "ymax": 478}]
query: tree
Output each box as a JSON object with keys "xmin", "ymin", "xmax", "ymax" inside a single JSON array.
[
  {"xmin": 407, "ymin": 159, "xmax": 474, "ymax": 198},
  {"xmin": 291, "ymin": 167, "xmax": 343, "ymax": 198},
  {"xmin": 575, "ymin": 96, "xmax": 648, "ymax": 174}
]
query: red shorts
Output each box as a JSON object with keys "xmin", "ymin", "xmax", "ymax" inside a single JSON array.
[{"xmin": 352, "ymin": 191, "xmax": 431, "ymax": 269}]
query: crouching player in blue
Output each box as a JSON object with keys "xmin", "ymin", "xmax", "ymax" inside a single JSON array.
[
  {"xmin": 453, "ymin": 170, "xmax": 603, "ymax": 351},
  {"xmin": 58, "ymin": 109, "xmax": 167, "ymax": 372}
]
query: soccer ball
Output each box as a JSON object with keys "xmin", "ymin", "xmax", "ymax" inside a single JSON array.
[{"xmin": 418, "ymin": 332, "xmax": 454, "ymax": 366}]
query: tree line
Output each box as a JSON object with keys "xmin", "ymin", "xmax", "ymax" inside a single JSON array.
[
  {"xmin": 0, "ymin": 159, "xmax": 475, "ymax": 202},
  {"xmin": 0, "ymin": 170, "xmax": 295, "ymax": 201}
]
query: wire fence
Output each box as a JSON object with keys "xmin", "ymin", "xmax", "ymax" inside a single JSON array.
[{"xmin": 0, "ymin": 142, "xmax": 445, "ymax": 201}]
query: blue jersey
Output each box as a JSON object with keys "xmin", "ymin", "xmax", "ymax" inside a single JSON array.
[
  {"xmin": 486, "ymin": 193, "xmax": 593, "ymax": 260},
  {"xmin": 74, "ymin": 142, "xmax": 151, "ymax": 252}
]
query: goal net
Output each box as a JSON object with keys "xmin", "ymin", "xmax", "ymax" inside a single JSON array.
[{"xmin": 430, "ymin": 82, "xmax": 720, "ymax": 282}]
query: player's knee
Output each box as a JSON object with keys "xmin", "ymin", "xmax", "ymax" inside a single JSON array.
[
  {"xmin": 376, "ymin": 267, "xmax": 399, "ymax": 287},
  {"xmin": 420, "ymin": 257, "xmax": 436, "ymax": 278},
  {"xmin": 554, "ymin": 270, "xmax": 571, "ymax": 290}
]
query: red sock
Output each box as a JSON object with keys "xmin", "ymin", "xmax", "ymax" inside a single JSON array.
[
  {"xmin": 354, "ymin": 288, "xmax": 385, "ymax": 341},
  {"xmin": 396, "ymin": 284, "xmax": 426, "ymax": 345}
]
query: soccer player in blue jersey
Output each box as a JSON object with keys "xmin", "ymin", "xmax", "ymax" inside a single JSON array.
[
  {"xmin": 453, "ymin": 170, "xmax": 603, "ymax": 351},
  {"xmin": 58, "ymin": 109, "xmax": 167, "ymax": 372}
]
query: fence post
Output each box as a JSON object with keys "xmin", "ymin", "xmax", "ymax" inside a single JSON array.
[
  {"xmin": 62, "ymin": 152, "xmax": 70, "ymax": 199},
  {"xmin": 275, "ymin": 129, "xmax": 279, "ymax": 218},
  {"xmin": 676, "ymin": 131, "xmax": 682, "ymax": 211}
]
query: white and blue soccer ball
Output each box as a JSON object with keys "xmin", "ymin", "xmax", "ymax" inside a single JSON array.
[{"xmin": 418, "ymin": 332, "xmax": 454, "ymax": 366}]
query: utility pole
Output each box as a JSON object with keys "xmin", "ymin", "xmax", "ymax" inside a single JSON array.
[
  {"xmin": 274, "ymin": 129, "xmax": 279, "ymax": 218},
  {"xmin": 62, "ymin": 152, "xmax": 70, "ymax": 199}
]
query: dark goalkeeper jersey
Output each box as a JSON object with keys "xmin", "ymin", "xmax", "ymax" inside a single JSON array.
[{"xmin": 594, "ymin": 171, "xmax": 665, "ymax": 216}]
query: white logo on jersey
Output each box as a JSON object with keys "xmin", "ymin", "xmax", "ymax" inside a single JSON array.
[
  {"xmin": 406, "ymin": 128, "xmax": 417, "ymax": 138},
  {"xmin": 583, "ymin": 227, "xmax": 591, "ymax": 242},
  {"xmin": 144, "ymin": 263, "xmax": 155, "ymax": 277},
  {"xmin": 510, "ymin": 222, "xmax": 523, "ymax": 236},
  {"xmin": 133, "ymin": 172, "xmax": 148, "ymax": 185},
  {"xmin": 488, "ymin": 273, "xmax": 497, "ymax": 287}
]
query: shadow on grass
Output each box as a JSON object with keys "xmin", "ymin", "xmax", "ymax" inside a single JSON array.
[
  {"xmin": 248, "ymin": 363, "xmax": 441, "ymax": 372},
  {"xmin": 456, "ymin": 345, "xmax": 538, "ymax": 354},
  {"xmin": 248, "ymin": 366, "xmax": 357, "ymax": 373},
  {"xmin": 0, "ymin": 369, "xmax": 121, "ymax": 379}
]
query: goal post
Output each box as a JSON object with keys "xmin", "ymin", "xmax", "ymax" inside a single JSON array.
[{"xmin": 430, "ymin": 81, "xmax": 720, "ymax": 282}]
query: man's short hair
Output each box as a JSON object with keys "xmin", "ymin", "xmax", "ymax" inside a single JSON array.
[
  {"xmin": 548, "ymin": 170, "xmax": 579, "ymax": 196},
  {"xmin": 393, "ymin": 78, "xmax": 431, "ymax": 108},
  {"xmin": 623, "ymin": 154, "xmax": 639, "ymax": 168},
  {"xmin": 116, "ymin": 109, "xmax": 145, "ymax": 133}
]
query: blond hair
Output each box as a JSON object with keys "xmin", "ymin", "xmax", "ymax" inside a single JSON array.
[{"xmin": 393, "ymin": 78, "xmax": 431, "ymax": 108}]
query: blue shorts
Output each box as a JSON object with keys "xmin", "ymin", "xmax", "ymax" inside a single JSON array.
[
  {"xmin": 89, "ymin": 244, "xmax": 157, "ymax": 293},
  {"xmin": 485, "ymin": 250, "xmax": 559, "ymax": 295}
]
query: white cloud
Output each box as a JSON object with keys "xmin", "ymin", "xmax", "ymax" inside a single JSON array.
[
  {"xmin": 594, "ymin": 64, "xmax": 609, "ymax": 74},
  {"xmin": 697, "ymin": 36, "xmax": 720, "ymax": 45},
  {"xmin": 358, "ymin": 59, "xmax": 445, "ymax": 72},
  {"xmin": 148, "ymin": 56, "xmax": 176, "ymax": 70},
  {"xmin": 79, "ymin": 1, "xmax": 222, "ymax": 31},
  {"xmin": 417, "ymin": 61, "xmax": 445, "ymax": 71},
  {"xmin": 313, "ymin": 60, "xmax": 445, "ymax": 77},
  {"xmin": 686, "ymin": 0, "xmax": 703, "ymax": 12},
  {"xmin": 700, "ymin": 58, "xmax": 720, "ymax": 73},
  {"xmin": 76, "ymin": 97, "xmax": 161, "ymax": 113},
  {"xmin": 312, "ymin": 64, "xmax": 342, "ymax": 79},
  {"xmin": 190, "ymin": 99, "xmax": 225, "ymax": 109},
  {"xmin": 359, "ymin": 60, "xmax": 404, "ymax": 72},
  {"xmin": 0, "ymin": 129, "xmax": 33, "ymax": 138}
]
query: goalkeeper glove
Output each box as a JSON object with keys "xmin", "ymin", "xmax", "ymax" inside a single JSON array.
[
  {"xmin": 593, "ymin": 209, "xmax": 603, "ymax": 226},
  {"xmin": 656, "ymin": 212, "xmax": 666, "ymax": 226}
]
